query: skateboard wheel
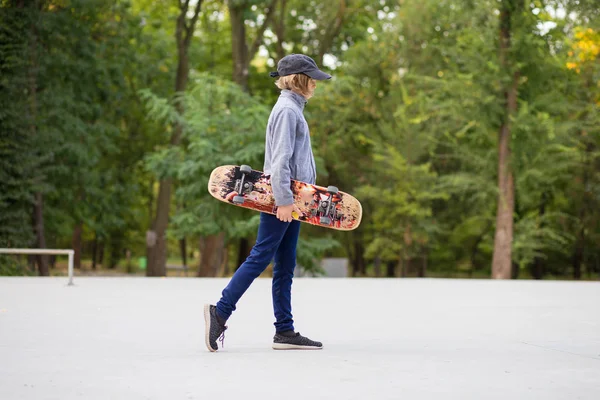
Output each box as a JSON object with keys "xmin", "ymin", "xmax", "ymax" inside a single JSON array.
[
  {"xmin": 240, "ymin": 165, "xmax": 252, "ymax": 174},
  {"xmin": 320, "ymin": 216, "xmax": 331, "ymax": 225},
  {"xmin": 233, "ymin": 195, "xmax": 245, "ymax": 204},
  {"xmin": 327, "ymin": 186, "xmax": 338, "ymax": 194}
]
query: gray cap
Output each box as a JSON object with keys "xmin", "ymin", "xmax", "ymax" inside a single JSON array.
[{"xmin": 269, "ymin": 54, "xmax": 332, "ymax": 80}]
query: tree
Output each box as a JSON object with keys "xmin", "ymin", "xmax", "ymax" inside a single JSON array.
[
  {"xmin": 145, "ymin": 0, "xmax": 203, "ymax": 276},
  {"xmin": 0, "ymin": 1, "xmax": 38, "ymax": 253},
  {"xmin": 227, "ymin": 0, "xmax": 277, "ymax": 91},
  {"xmin": 564, "ymin": 25, "xmax": 600, "ymax": 279},
  {"xmin": 490, "ymin": 0, "xmax": 523, "ymax": 278}
]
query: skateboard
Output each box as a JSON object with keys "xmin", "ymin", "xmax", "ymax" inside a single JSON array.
[{"xmin": 208, "ymin": 165, "xmax": 362, "ymax": 231}]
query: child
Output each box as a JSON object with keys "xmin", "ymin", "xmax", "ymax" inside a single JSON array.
[{"xmin": 204, "ymin": 54, "xmax": 331, "ymax": 352}]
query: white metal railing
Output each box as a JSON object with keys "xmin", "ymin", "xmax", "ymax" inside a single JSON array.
[{"xmin": 0, "ymin": 248, "xmax": 75, "ymax": 285}]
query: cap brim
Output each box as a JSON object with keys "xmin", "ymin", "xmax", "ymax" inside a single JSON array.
[{"xmin": 305, "ymin": 69, "xmax": 332, "ymax": 80}]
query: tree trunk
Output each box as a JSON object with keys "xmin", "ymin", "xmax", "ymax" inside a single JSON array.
[
  {"xmin": 358, "ymin": 243, "xmax": 366, "ymax": 276},
  {"xmin": 27, "ymin": 255, "xmax": 36, "ymax": 272},
  {"xmin": 385, "ymin": 260, "xmax": 395, "ymax": 277},
  {"xmin": 179, "ymin": 237, "xmax": 187, "ymax": 267},
  {"xmin": 469, "ymin": 241, "xmax": 478, "ymax": 278},
  {"xmin": 229, "ymin": 2, "xmax": 249, "ymax": 91},
  {"xmin": 491, "ymin": 0, "xmax": 520, "ymax": 279},
  {"xmin": 317, "ymin": 0, "xmax": 346, "ymax": 67},
  {"xmin": 126, "ymin": 250, "xmax": 133, "ymax": 274},
  {"xmin": 33, "ymin": 192, "xmax": 49, "ymax": 276},
  {"xmin": 27, "ymin": 8, "xmax": 48, "ymax": 277},
  {"xmin": 109, "ymin": 237, "xmax": 121, "ymax": 269},
  {"xmin": 470, "ymin": 222, "xmax": 491, "ymax": 276},
  {"xmin": 91, "ymin": 233, "xmax": 98, "ymax": 270},
  {"xmin": 531, "ymin": 193, "xmax": 547, "ymax": 279},
  {"xmin": 532, "ymin": 256, "xmax": 544, "ymax": 280},
  {"xmin": 352, "ymin": 236, "xmax": 366, "ymax": 276},
  {"xmin": 418, "ymin": 251, "xmax": 427, "ymax": 278},
  {"xmin": 274, "ymin": 0, "xmax": 287, "ymax": 60},
  {"xmin": 373, "ymin": 256, "xmax": 382, "ymax": 277},
  {"xmin": 399, "ymin": 256, "xmax": 409, "ymax": 278},
  {"xmin": 401, "ymin": 225, "xmax": 412, "ymax": 277},
  {"xmin": 97, "ymin": 240, "xmax": 104, "ymax": 267},
  {"xmin": 236, "ymin": 238, "xmax": 251, "ymax": 267},
  {"xmin": 227, "ymin": 0, "xmax": 250, "ymax": 268},
  {"xmin": 146, "ymin": 181, "xmax": 171, "ymax": 276},
  {"xmin": 572, "ymin": 138, "xmax": 594, "ymax": 280},
  {"xmin": 224, "ymin": 0, "xmax": 275, "ymax": 274},
  {"xmin": 218, "ymin": 244, "xmax": 229, "ymax": 277},
  {"xmin": 146, "ymin": 0, "xmax": 203, "ymax": 277},
  {"xmin": 511, "ymin": 261, "xmax": 519, "ymax": 279},
  {"xmin": 573, "ymin": 231, "xmax": 584, "ymax": 280},
  {"xmin": 147, "ymin": 179, "xmax": 154, "ymax": 227},
  {"xmin": 228, "ymin": 0, "xmax": 277, "ymax": 92},
  {"xmin": 108, "ymin": 233, "xmax": 125, "ymax": 269},
  {"xmin": 491, "ymin": 92, "xmax": 516, "ymax": 280},
  {"xmin": 198, "ymin": 233, "xmax": 226, "ymax": 277},
  {"xmin": 72, "ymin": 222, "xmax": 83, "ymax": 269},
  {"xmin": 351, "ymin": 249, "xmax": 359, "ymax": 277},
  {"xmin": 343, "ymin": 238, "xmax": 354, "ymax": 276}
]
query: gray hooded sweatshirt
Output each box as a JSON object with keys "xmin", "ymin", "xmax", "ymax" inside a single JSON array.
[{"xmin": 263, "ymin": 89, "xmax": 317, "ymax": 206}]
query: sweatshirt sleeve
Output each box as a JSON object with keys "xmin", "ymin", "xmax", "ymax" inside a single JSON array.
[{"xmin": 270, "ymin": 107, "xmax": 297, "ymax": 206}]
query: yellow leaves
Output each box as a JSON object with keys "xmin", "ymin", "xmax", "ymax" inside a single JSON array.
[
  {"xmin": 569, "ymin": 27, "xmax": 600, "ymax": 64},
  {"xmin": 575, "ymin": 28, "xmax": 596, "ymax": 39},
  {"xmin": 566, "ymin": 27, "xmax": 600, "ymax": 74}
]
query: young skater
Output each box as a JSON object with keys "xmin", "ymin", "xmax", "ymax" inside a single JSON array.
[{"xmin": 204, "ymin": 54, "xmax": 331, "ymax": 352}]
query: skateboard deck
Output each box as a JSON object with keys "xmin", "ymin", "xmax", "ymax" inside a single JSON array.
[{"xmin": 208, "ymin": 165, "xmax": 362, "ymax": 231}]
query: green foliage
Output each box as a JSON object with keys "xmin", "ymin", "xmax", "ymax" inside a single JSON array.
[
  {"xmin": 0, "ymin": 256, "xmax": 36, "ymax": 277},
  {"xmin": 305, "ymin": 0, "xmax": 600, "ymax": 277},
  {"xmin": 141, "ymin": 72, "xmax": 340, "ymax": 272},
  {"xmin": 0, "ymin": 3, "xmax": 36, "ymax": 247},
  {"xmin": 2, "ymin": 0, "xmax": 600, "ymax": 278},
  {"xmin": 296, "ymin": 235, "xmax": 340, "ymax": 275},
  {"xmin": 141, "ymin": 72, "xmax": 269, "ymax": 237},
  {"xmin": 512, "ymin": 212, "xmax": 575, "ymax": 268}
]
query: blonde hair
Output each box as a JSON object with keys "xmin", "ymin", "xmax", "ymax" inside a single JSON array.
[{"xmin": 275, "ymin": 73, "xmax": 313, "ymax": 98}]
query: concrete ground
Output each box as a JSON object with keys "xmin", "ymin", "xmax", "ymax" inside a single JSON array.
[{"xmin": 0, "ymin": 277, "xmax": 599, "ymax": 399}]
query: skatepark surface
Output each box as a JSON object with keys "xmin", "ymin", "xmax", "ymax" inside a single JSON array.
[{"xmin": 1, "ymin": 276, "xmax": 599, "ymax": 399}]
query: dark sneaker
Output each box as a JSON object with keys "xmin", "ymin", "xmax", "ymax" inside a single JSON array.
[
  {"xmin": 272, "ymin": 331, "xmax": 323, "ymax": 350},
  {"xmin": 203, "ymin": 304, "xmax": 227, "ymax": 352}
]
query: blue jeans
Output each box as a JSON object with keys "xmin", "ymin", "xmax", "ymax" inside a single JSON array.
[{"xmin": 216, "ymin": 213, "xmax": 301, "ymax": 333}]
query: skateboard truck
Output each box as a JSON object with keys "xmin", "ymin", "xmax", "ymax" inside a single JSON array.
[
  {"xmin": 233, "ymin": 165, "xmax": 253, "ymax": 204},
  {"xmin": 319, "ymin": 186, "xmax": 338, "ymax": 225}
]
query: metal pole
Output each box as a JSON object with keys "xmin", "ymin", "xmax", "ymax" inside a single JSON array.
[{"xmin": 68, "ymin": 250, "xmax": 74, "ymax": 286}]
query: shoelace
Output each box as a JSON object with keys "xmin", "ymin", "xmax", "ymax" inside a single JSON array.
[{"xmin": 218, "ymin": 326, "xmax": 228, "ymax": 348}]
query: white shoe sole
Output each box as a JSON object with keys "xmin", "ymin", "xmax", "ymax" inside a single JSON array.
[
  {"xmin": 272, "ymin": 343, "xmax": 323, "ymax": 350},
  {"xmin": 203, "ymin": 304, "xmax": 217, "ymax": 352}
]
